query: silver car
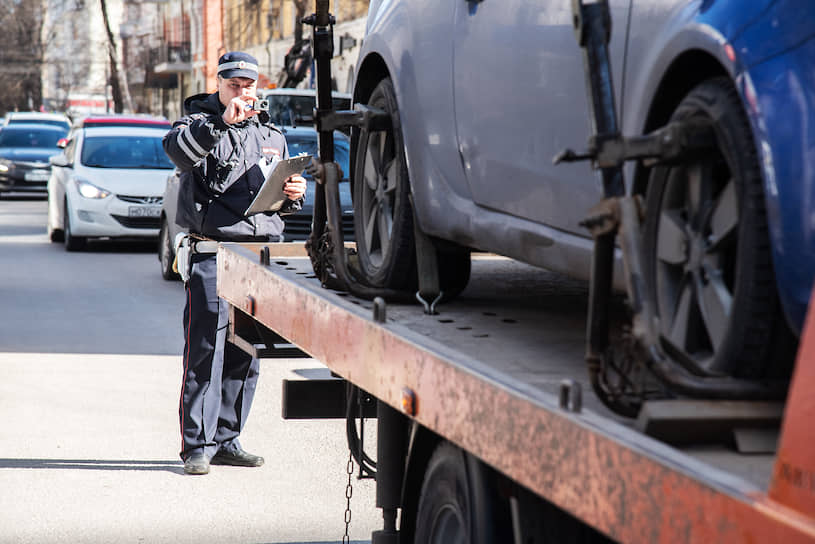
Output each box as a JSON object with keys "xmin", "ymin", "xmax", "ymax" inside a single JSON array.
[{"xmin": 350, "ymin": 1, "xmax": 815, "ymax": 383}]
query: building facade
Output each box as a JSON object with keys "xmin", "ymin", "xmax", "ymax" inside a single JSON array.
[
  {"xmin": 41, "ymin": 0, "xmax": 128, "ymax": 116},
  {"xmin": 39, "ymin": 0, "xmax": 367, "ymax": 120},
  {"xmin": 145, "ymin": 0, "xmax": 369, "ymax": 121}
]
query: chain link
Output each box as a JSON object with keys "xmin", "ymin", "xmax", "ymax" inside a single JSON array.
[{"xmin": 342, "ymin": 451, "xmax": 354, "ymax": 544}]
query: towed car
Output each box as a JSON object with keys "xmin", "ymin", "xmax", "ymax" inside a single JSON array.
[
  {"xmin": 0, "ymin": 123, "xmax": 68, "ymax": 195},
  {"xmin": 47, "ymin": 124, "xmax": 174, "ymax": 250},
  {"xmin": 350, "ymin": 1, "xmax": 815, "ymax": 385}
]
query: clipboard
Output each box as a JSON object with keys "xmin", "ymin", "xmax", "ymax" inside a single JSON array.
[{"xmin": 244, "ymin": 154, "xmax": 312, "ymax": 216}]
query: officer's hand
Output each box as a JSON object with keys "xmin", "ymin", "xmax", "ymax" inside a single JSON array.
[
  {"xmin": 223, "ymin": 93, "xmax": 258, "ymax": 125},
  {"xmin": 283, "ymin": 175, "xmax": 307, "ymax": 201}
]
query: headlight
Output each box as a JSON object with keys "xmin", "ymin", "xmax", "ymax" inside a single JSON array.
[
  {"xmin": 75, "ymin": 178, "xmax": 110, "ymax": 199},
  {"xmin": 0, "ymin": 159, "xmax": 10, "ymax": 173}
]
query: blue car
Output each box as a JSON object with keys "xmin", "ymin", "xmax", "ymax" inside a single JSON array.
[{"xmin": 350, "ymin": 1, "xmax": 815, "ymax": 381}]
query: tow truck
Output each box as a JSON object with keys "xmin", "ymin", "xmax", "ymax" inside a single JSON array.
[{"xmin": 217, "ymin": 1, "xmax": 815, "ymax": 542}]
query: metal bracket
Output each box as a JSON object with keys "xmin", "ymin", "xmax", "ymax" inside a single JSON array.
[
  {"xmin": 315, "ymin": 104, "xmax": 391, "ymax": 133},
  {"xmin": 555, "ymin": 119, "xmax": 717, "ymax": 169}
]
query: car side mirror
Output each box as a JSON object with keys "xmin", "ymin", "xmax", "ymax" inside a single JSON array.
[{"xmin": 57, "ymin": 138, "xmax": 68, "ymax": 149}]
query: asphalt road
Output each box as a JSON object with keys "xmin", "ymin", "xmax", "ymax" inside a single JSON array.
[{"xmin": 0, "ymin": 196, "xmax": 377, "ymax": 543}]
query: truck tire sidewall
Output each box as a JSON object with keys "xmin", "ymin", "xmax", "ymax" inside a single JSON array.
[
  {"xmin": 352, "ymin": 78, "xmax": 417, "ymax": 291},
  {"xmin": 414, "ymin": 442, "xmax": 509, "ymax": 544},
  {"xmin": 643, "ymin": 77, "xmax": 778, "ymax": 378}
]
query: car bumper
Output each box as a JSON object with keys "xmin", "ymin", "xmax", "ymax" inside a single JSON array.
[
  {"xmin": 0, "ymin": 170, "xmax": 50, "ymax": 193},
  {"xmin": 68, "ymin": 192, "xmax": 162, "ymax": 238}
]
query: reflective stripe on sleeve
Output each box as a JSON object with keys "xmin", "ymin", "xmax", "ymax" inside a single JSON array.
[{"xmin": 177, "ymin": 127, "xmax": 208, "ymax": 163}]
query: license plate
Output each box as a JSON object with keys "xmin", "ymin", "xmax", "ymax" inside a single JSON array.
[
  {"xmin": 24, "ymin": 170, "xmax": 50, "ymax": 182},
  {"xmin": 128, "ymin": 206, "xmax": 161, "ymax": 218}
]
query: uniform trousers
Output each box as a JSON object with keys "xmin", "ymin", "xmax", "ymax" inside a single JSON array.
[{"xmin": 179, "ymin": 252, "xmax": 260, "ymax": 460}]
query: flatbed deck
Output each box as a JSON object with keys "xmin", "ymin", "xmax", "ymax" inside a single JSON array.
[{"xmin": 217, "ymin": 242, "xmax": 813, "ymax": 543}]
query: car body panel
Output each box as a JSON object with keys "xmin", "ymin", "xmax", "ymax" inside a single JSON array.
[
  {"xmin": 453, "ymin": 1, "xmax": 629, "ymax": 236},
  {"xmin": 741, "ymin": 39, "xmax": 815, "ymax": 333},
  {"xmin": 356, "ymin": 0, "xmax": 815, "ymax": 333}
]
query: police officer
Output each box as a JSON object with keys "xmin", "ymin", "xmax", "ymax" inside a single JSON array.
[{"xmin": 163, "ymin": 52, "xmax": 307, "ymax": 475}]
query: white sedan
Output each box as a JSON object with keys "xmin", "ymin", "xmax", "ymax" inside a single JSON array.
[{"xmin": 47, "ymin": 124, "xmax": 174, "ymax": 251}]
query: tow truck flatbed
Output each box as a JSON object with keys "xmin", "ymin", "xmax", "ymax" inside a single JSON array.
[{"xmin": 217, "ymin": 242, "xmax": 814, "ymax": 543}]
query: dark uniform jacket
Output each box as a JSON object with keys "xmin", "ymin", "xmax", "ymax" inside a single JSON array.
[{"xmin": 163, "ymin": 92, "xmax": 302, "ymax": 241}]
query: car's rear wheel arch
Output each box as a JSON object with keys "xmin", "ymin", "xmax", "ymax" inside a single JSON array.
[{"xmin": 631, "ymin": 51, "xmax": 729, "ymax": 196}]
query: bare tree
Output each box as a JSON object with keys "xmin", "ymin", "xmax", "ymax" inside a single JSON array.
[
  {"xmin": 100, "ymin": 0, "xmax": 133, "ymax": 112},
  {"xmin": 0, "ymin": 0, "xmax": 44, "ymax": 113}
]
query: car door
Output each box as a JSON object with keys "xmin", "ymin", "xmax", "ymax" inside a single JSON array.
[{"xmin": 453, "ymin": 0, "xmax": 631, "ymax": 236}]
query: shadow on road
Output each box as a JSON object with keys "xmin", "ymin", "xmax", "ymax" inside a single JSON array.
[
  {"xmin": 0, "ymin": 457, "xmax": 184, "ymax": 474},
  {"xmin": 64, "ymin": 239, "xmax": 159, "ymax": 253}
]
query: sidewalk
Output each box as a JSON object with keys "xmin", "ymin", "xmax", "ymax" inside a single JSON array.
[{"xmin": 0, "ymin": 353, "xmax": 377, "ymax": 544}]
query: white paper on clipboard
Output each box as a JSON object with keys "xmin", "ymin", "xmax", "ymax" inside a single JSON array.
[{"xmin": 244, "ymin": 154, "xmax": 312, "ymax": 216}]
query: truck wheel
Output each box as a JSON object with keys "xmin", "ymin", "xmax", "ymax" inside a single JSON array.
[
  {"xmin": 414, "ymin": 442, "xmax": 511, "ymax": 544},
  {"xmin": 64, "ymin": 199, "xmax": 86, "ymax": 252},
  {"xmin": 643, "ymin": 77, "xmax": 788, "ymax": 378},
  {"xmin": 353, "ymin": 78, "xmax": 416, "ymax": 291},
  {"xmin": 159, "ymin": 218, "xmax": 179, "ymax": 281}
]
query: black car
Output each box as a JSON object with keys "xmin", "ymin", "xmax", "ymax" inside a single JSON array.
[{"xmin": 0, "ymin": 123, "xmax": 68, "ymax": 195}]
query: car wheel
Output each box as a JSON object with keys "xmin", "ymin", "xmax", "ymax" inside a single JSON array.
[
  {"xmin": 414, "ymin": 442, "xmax": 511, "ymax": 544},
  {"xmin": 353, "ymin": 78, "xmax": 473, "ymax": 299},
  {"xmin": 63, "ymin": 199, "xmax": 86, "ymax": 252},
  {"xmin": 48, "ymin": 222, "xmax": 64, "ymax": 243},
  {"xmin": 353, "ymin": 78, "xmax": 416, "ymax": 291},
  {"xmin": 643, "ymin": 77, "xmax": 789, "ymax": 379},
  {"xmin": 159, "ymin": 218, "xmax": 180, "ymax": 281}
]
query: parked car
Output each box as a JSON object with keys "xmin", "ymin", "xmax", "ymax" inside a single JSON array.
[
  {"xmin": 0, "ymin": 123, "xmax": 68, "ymax": 195},
  {"xmin": 258, "ymin": 87, "xmax": 352, "ymax": 129},
  {"xmin": 350, "ymin": 1, "xmax": 815, "ymax": 382},
  {"xmin": 47, "ymin": 123, "xmax": 174, "ymax": 251},
  {"xmin": 4, "ymin": 112, "xmax": 72, "ymax": 131},
  {"xmin": 158, "ymin": 126, "xmax": 354, "ymax": 280}
]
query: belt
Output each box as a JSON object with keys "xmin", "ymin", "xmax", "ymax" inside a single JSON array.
[{"xmin": 191, "ymin": 240, "xmax": 219, "ymax": 254}]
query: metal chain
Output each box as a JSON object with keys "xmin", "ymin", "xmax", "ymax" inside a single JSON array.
[{"xmin": 342, "ymin": 450, "xmax": 354, "ymax": 544}]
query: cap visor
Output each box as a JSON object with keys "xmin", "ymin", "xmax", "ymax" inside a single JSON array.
[{"xmin": 219, "ymin": 69, "xmax": 258, "ymax": 80}]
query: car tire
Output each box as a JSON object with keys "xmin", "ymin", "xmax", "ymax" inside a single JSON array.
[
  {"xmin": 159, "ymin": 218, "xmax": 180, "ymax": 281},
  {"xmin": 353, "ymin": 78, "xmax": 417, "ymax": 291},
  {"xmin": 48, "ymin": 226, "xmax": 64, "ymax": 243},
  {"xmin": 353, "ymin": 78, "xmax": 472, "ymax": 298},
  {"xmin": 414, "ymin": 442, "xmax": 512, "ymax": 544},
  {"xmin": 643, "ymin": 77, "xmax": 791, "ymax": 379},
  {"xmin": 63, "ymin": 199, "xmax": 87, "ymax": 252}
]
